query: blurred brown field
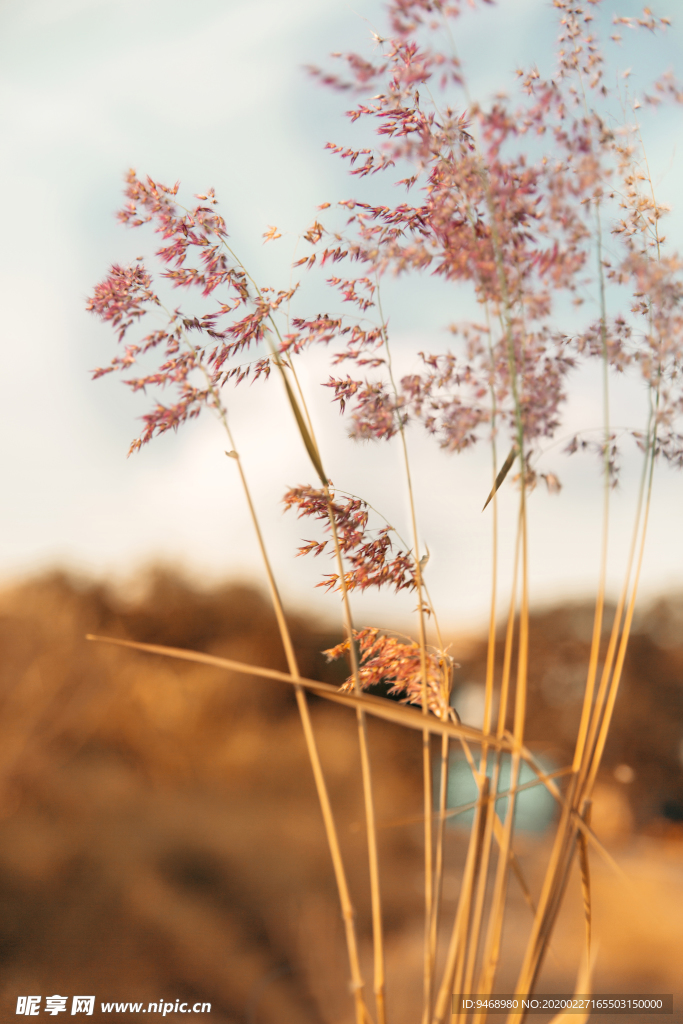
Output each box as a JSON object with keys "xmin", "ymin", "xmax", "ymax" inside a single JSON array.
[{"xmin": 0, "ymin": 571, "xmax": 681, "ymax": 1023}]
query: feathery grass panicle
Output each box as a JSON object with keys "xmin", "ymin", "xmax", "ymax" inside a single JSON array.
[{"xmin": 87, "ymin": 1, "xmax": 683, "ymax": 1020}]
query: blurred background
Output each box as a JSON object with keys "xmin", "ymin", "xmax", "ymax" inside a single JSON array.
[
  {"xmin": 0, "ymin": 572, "xmax": 681, "ymax": 1021},
  {"xmin": 0, "ymin": 0, "xmax": 682, "ymax": 1020}
]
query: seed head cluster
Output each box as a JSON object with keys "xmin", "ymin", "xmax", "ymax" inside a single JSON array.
[
  {"xmin": 324, "ymin": 627, "xmax": 456, "ymax": 720},
  {"xmin": 88, "ymin": 0, "xmax": 683, "ymax": 701}
]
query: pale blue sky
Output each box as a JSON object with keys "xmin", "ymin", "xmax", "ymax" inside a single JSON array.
[{"xmin": 1, "ymin": 0, "xmax": 682, "ymax": 633}]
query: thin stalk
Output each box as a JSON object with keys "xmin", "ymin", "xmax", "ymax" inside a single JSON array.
[
  {"xmin": 477, "ymin": 498, "xmax": 528, "ymax": 1001},
  {"xmin": 578, "ymin": 138, "xmax": 663, "ymax": 804},
  {"xmin": 514, "ymin": 495, "xmax": 530, "ymax": 752},
  {"xmin": 430, "ymin": 732, "xmax": 451, "ymax": 985},
  {"xmin": 583, "ymin": 413, "xmax": 657, "ymax": 797},
  {"xmin": 458, "ymin": 781, "xmax": 495, "ymax": 1024},
  {"xmin": 89, "ymin": 633, "xmax": 516, "ymax": 748},
  {"xmin": 223, "ymin": 452, "xmax": 368, "ymax": 1024},
  {"xmin": 413, "ymin": 55, "xmax": 532, "ymax": 1013},
  {"xmin": 429, "ymin": 594, "xmax": 464, "ymax": 976},
  {"xmin": 575, "ymin": 396, "xmax": 654, "ymax": 804},
  {"xmin": 450, "ymin": 776, "xmax": 490, "ymax": 1008},
  {"xmin": 583, "ymin": 142, "xmax": 663, "ymax": 776},
  {"xmin": 511, "ymin": 182, "xmax": 650, "ymax": 1007},
  {"xmin": 223, "ymin": 246, "xmax": 386, "ymax": 1024},
  {"xmin": 414, "ymin": 519, "xmax": 460, "ymax": 1003},
  {"xmin": 483, "ymin": 307, "xmax": 500, "ymax": 745},
  {"xmin": 458, "ymin": 314, "xmax": 502, "ymax": 1021},
  {"xmin": 460, "ymin": 771, "xmax": 496, "ymax": 1016},
  {"xmin": 274, "ymin": 349, "xmax": 387, "ymax": 1024},
  {"xmin": 285, "ymin": 351, "xmax": 319, "ymax": 450},
  {"xmin": 467, "ymin": 511, "xmax": 521, "ymax": 1009},
  {"xmin": 497, "ymin": 514, "xmax": 523, "ymax": 741},
  {"xmin": 271, "ymin": 342, "xmax": 386, "ymax": 1024},
  {"xmin": 440, "ymin": 97, "xmax": 531, "ymax": 1015},
  {"xmin": 577, "ymin": 804, "xmax": 592, "ymax": 960},
  {"xmin": 375, "ymin": 280, "xmax": 434, "ymax": 1022},
  {"xmin": 175, "ymin": 345, "xmax": 369, "ymax": 1019},
  {"xmin": 431, "ymin": 778, "xmax": 490, "ymax": 1024},
  {"xmin": 511, "ymin": 773, "xmax": 579, "ymax": 1005},
  {"xmin": 472, "ymin": 117, "xmax": 563, "ymax": 1011},
  {"xmin": 511, "ymin": 741, "xmax": 629, "ymax": 1006},
  {"xmin": 324, "ymin": 487, "xmax": 387, "ymax": 1024},
  {"xmin": 512, "ymin": 709, "xmax": 637, "ymax": 1007},
  {"xmin": 153, "ymin": 312, "xmax": 369, "ymax": 1024},
  {"xmin": 572, "ymin": 200, "xmax": 611, "ymax": 775},
  {"xmin": 519, "ymin": 823, "xmax": 581, "ymax": 1006}
]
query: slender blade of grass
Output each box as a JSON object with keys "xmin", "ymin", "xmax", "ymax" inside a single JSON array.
[
  {"xmin": 271, "ymin": 339, "xmax": 385, "ymax": 1023},
  {"xmin": 274, "ymin": 357, "xmax": 328, "ymax": 486},
  {"xmin": 486, "ymin": 813, "xmax": 537, "ymax": 917},
  {"xmin": 376, "ymin": 296, "xmax": 433, "ymax": 1024},
  {"xmin": 85, "ymin": 633, "xmax": 510, "ymax": 747},
  {"xmin": 432, "ymin": 777, "xmax": 489, "ymax": 1024},
  {"xmin": 429, "ymin": 734, "xmax": 450, "ymax": 988},
  {"xmin": 577, "ymin": 814, "xmax": 592, "ymax": 960},
  {"xmin": 322, "ymin": 491, "xmax": 386, "ymax": 1024},
  {"xmin": 511, "ymin": 775, "xmax": 579, "ymax": 1005},
  {"xmin": 187, "ymin": 374, "xmax": 369, "ymax": 1024},
  {"xmin": 482, "ymin": 446, "xmax": 517, "ymax": 511},
  {"xmin": 476, "ymin": 507, "xmax": 524, "ymax": 1003}
]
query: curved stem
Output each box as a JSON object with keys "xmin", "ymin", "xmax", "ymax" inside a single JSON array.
[
  {"xmin": 166, "ymin": 298, "xmax": 370, "ymax": 1024},
  {"xmin": 374, "ymin": 279, "xmax": 435, "ymax": 1021},
  {"xmin": 265, "ymin": 332, "xmax": 387, "ymax": 1024}
]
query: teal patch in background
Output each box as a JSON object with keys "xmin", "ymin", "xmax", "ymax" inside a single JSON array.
[{"xmin": 436, "ymin": 752, "xmax": 557, "ymax": 833}]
